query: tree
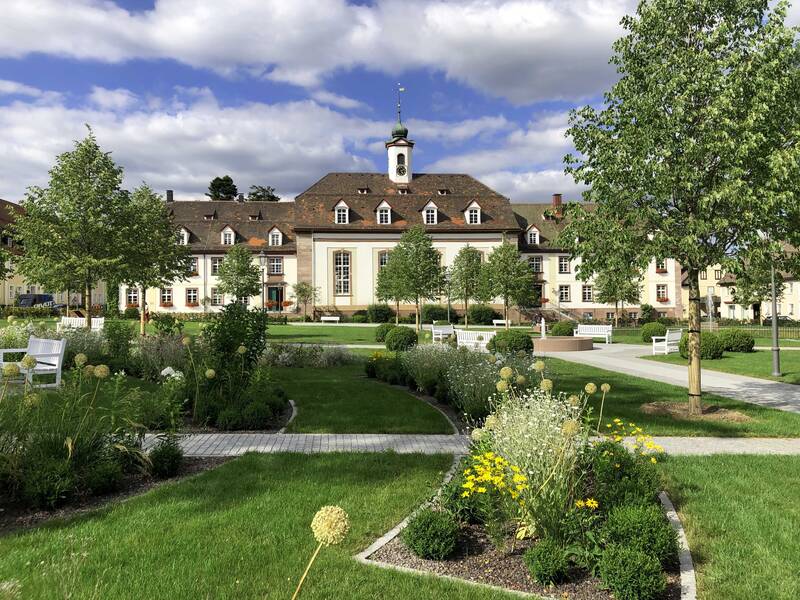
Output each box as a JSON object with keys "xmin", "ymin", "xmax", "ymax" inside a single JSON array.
[
  {"xmin": 564, "ymin": 0, "xmax": 800, "ymax": 415},
  {"xmin": 593, "ymin": 268, "xmax": 643, "ymax": 327},
  {"xmin": 292, "ymin": 282, "xmax": 318, "ymax": 320},
  {"xmin": 376, "ymin": 251, "xmax": 408, "ymax": 325},
  {"xmin": 449, "ymin": 246, "xmax": 484, "ymax": 329},
  {"xmin": 247, "ymin": 185, "xmax": 280, "ymax": 202},
  {"xmin": 206, "ymin": 176, "xmax": 238, "ymax": 201},
  {"xmin": 217, "ymin": 244, "xmax": 260, "ymax": 301},
  {"xmin": 485, "ymin": 242, "xmax": 534, "ymax": 328},
  {"xmin": 120, "ymin": 184, "xmax": 193, "ymax": 335},
  {"xmin": 391, "ymin": 226, "xmax": 443, "ymax": 331},
  {"xmin": 13, "ymin": 127, "xmax": 132, "ymax": 328}
]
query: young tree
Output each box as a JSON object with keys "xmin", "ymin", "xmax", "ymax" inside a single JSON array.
[
  {"xmin": 292, "ymin": 281, "xmax": 319, "ymax": 320},
  {"xmin": 206, "ymin": 176, "xmax": 238, "ymax": 201},
  {"xmin": 391, "ymin": 226, "xmax": 443, "ymax": 331},
  {"xmin": 593, "ymin": 268, "xmax": 643, "ymax": 327},
  {"xmin": 247, "ymin": 185, "xmax": 280, "ymax": 202},
  {"xmin": 120, "ymin": 184, "xmax": 194, "ymax": 335},
  {"xmin": 217, "ymin": 244, "xmax": 260, "ymax": 302},
  {"xmin": 13, "ymin": 128, "xmax": 131, "ymax": 328},
  {"xmin": 485, "ymin": 242, "xmax": 534, "ymax": 328},
  {"xmin": 376, "ymin": 251, "xmax": 408, "ymax": 325},
  {"xmin": 564, "ymin": 0, "xmax": 800, "ymax": 414},
  {"xmin": 449, "ymin": 245, "xmax": 484, "ymax": 329}
]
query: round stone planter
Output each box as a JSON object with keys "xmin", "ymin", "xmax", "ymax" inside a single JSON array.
[{"xmin": 534, "ymin": 336, "xmax": 593, "ymax": 352}]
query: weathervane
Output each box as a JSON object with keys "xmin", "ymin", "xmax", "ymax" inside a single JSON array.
[{"xmin": 396, "ymin": 83, "xmax": 405, "ymax": 122}]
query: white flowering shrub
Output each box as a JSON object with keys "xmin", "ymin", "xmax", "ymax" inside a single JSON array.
[
  {"xmin": 401, "ymin": 344, "xmax": 455, "ymax": 398},
  {"xmin": 488, "ymin": 386, "xmax": 589, "ymax": 540},
  {"xmin": 262, "ymin": 343, "xmax": 355, "ymax": 368}
]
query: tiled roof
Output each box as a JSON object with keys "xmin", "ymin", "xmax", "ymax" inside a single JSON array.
[
  {"xmin": 168, "ymin": 200, "xmax": 296, "ymax": 254},
  {"xmin": 512, "ymin": 201, "xmax": 594, "ymax": 252},
  {"xmin": 294, "ymin": 173, "xmax": 519, "ymax": 232},
  {"xmin": 0, "ymin": 199, "xmax": 22, "ymax": 226}
]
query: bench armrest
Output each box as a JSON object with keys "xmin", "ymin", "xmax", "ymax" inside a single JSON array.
[
  {"xmin": 651, "ymin": 336, "xmax": 667, "ymax": 343},
  {"xmin": 0, "ymin": 347, "xmax": 29, "ymax": 361}
]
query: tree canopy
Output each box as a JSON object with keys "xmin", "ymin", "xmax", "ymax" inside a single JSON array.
[
  {"xmin": 485, "ymin": 242, "xmax": 534, "ymax": 327},
  {"xmin": 206, "ymin": 176, "xmax": 238, "ymax": 201},
  {"xmin": 247, "ymin": 185, "xmax": 280, "ymax": 202},
  {"xmin": 389, "ymin": 226, "xmax": 443, "ymax": 330},
  {"xmin": 292, "ymin": 282, "xmax": 318, "ymax": 319},
  {"xmin": 217, "ymin": 244, "xmax": 260, "ymax": 301},
  {"xmin": 449, "ymin": 245, "xmax": 484, "ymax": 328}
]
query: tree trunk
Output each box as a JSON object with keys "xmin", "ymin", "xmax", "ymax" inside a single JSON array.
[
  {"xmin": 303, "ymin": 301, "xmax": 307, "ymax": 320},
  {"xmin": 615, "ymin": 300, "xmax": 619, "ymax": 328},
  {"xmin": 84, "ymin": 284, "xmax": 92, "ymax": 329},
  {"xmin": 140, "ymin": 286, "xmax": 147, "ymax": 336},
  {"xmin": 504, "ymin": 298, "xmax": 509, "ymax": 329},
  {"xmin": 415, "ymin": 298, "xmax": 420, "ymax": 332},
  {"xmin": 464, "ymin": 297, "xmax": 469, "ymax": 329},
  {"xmin": 687, "ymin": 269, "xmax": 703, "ymax": 415},
  {"xmin": 395, "ymin": 300, "xmax": 399, "ymax": 325}
]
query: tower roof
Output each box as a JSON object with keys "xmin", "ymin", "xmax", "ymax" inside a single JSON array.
[{"xmin": 391, "ymin": 119, "xmax": 408, "ymax": 139}]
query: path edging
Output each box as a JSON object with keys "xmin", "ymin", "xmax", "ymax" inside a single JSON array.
[
  {"xmin": 277, "ymin": 399, "xmax": 297, "ymax": 434},
  {"xmin": 659, "ymin": 491, "xmax": 698, "ymax": 600}
]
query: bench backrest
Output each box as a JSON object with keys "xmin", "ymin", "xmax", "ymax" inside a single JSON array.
[
  {"xmin": 666, "ymin": 328, "xmax": 683, "ymax": 342},
  {"xmin": 431, "ymin": 324, "xmax": 454, "ymax": 333},
  {"xmin": 60, "ymin": 316, "xmax": 105, "ymax": 330},
  {"xmin": 456, "ymin": 330, "xmax": 496, "ymax": 342},
  {"xmin": 575, "ymin": 324, "xmax": 612, "ymax": 334},
  {"xmin": 27, "ymin": 336, "xmax": 66, "ymax": 367}
]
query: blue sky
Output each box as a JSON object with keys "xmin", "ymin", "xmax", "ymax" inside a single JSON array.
[{"xmin": 2, "ymin": 0, "xmax": 793, "ymax": 203}]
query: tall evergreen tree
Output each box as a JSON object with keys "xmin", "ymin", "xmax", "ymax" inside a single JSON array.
[
  {"xmin": 206, "ymin": 176, "xmax": 238, "ymax": 201},
  {"xmin": 247, "ymin": 185, "xmax": 280, "ymax": 202}
]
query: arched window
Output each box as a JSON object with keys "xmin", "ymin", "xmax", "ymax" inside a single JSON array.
[
  {"xmin": 397, "ymin": 153, "xmax": 405, "ymax": 166},
  {"xmin": 334, "ymin": 251, "xmax": 351, "ymax": 295}
]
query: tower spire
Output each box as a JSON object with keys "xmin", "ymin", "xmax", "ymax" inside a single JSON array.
[
  {"xmin": 391, "ymin": 84, "xmax": 408, "ymax": 139},
  {"xmin": 397, "ymin": 83, "xmax": 404, "ymax": 123}
]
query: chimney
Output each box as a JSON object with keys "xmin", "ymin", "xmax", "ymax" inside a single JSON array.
[
  {"xmin": 166, "ymin": 189, "xmax": 174, "ymax": 203},
  {"xmin": 551, "ymin": 193, "xmax": 562, "ymax": 216},
  {"xmin": 237, "ymin": 193, "xmax": 245, "ymax": 202}
]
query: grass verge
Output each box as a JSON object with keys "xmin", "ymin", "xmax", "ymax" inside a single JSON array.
[{"xmin": 645, "ymin": 350, "xmax": 800, "ymax": 385}]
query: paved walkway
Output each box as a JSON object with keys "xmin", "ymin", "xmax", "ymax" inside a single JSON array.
[{"xmin": 545, "ymin": 344, "xmax": 800, "ymax": 414}]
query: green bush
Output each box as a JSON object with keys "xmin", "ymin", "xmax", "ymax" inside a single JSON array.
[
  {"xmin": 351, "ymin": 314, "xmax": 367, "ymax": 323},
  {"xmin": 718, "ymin": 329, "xmax": 755, "ymax": 353},
  {"xmin": 83, "ymin": 457, "xmax": 124, "ymax": 495},
  {"xmin": 588, "ymin": 441, "xmax": 660, "ymax": 509},
  {"xmin": 385, "ymin": 327, "xmax": 418, "ymax": 352},
  {"xmin": 401, "ymin": 345, "xmax": 454, "ymax": 397},
  {"xmin": 369, "ymin": 352, "xmax": 408, "ymax": 386},
  {"xmin": 149, "ymin": 437, "xmax": 184, "ymax": 478},
  {"xmin": 640, "ymin": 322, "xmax": 667, "ymax": 342},
  {"xmin": 639, "ymin": 304, "xmax": 656, "ymax": 323},
  {"xmin": 123, "ymin": 307, "xmax": 140, "ymax": 320},
  {"xmin": 599, "ymin": 544, "xmax": 666, "ymax": 600},
  {"xmin": 374, "ymin": 323, "xmax": 397, "ymax": 342},
  {"xmin": 367, "ymin": 303, "xmax": 395, "ymax": 323},
  {"xmin": 402, "ymin": 508, "xmax": 459, "ymax": 560},
  {"xmin": 467, "ymin": 304, "xmax": 499, "ymax": 325},
  {"xmin": 421, "ymin": 304, "xmax": 448, "ymax": 323},
  {"xmin": 21, "ymin": 455, "xmax": 76, "ymax": 508},
  {"xmin": 603, "ymin": 504, "xmax": 679, "ymax": 569},
  {"xmin": 150, "ymin": 313, "xmax": 184, "ymax": 336},
  {"xmin": 550, "ymin": 320, "xmax": 575, "ymax": 336},
  {"xmin": 103, "ymin": 320, "xmax": 134, "ymax": 369},
  {"xmin": 487, "ymin": 329, "xmax": 533, "ymax": 354},
  {"xmin": 679, "ymin": 331, "xmax": 724, "ymax": 359},
  {"xmin": 524, "ymin": 538, "xmax": 570, "ymax": 585},
  {"xmin": 198, "ymin": 365, "xmax": 288, "ymax": 430},
  {"xmin": 61, "ymin": 328, "xmax": 106, "ymax": 366}
]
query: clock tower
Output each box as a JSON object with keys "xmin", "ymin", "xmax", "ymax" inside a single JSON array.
[{"xmin": 386, "ymin": 99, "xmax": 413, "ymax": 185}]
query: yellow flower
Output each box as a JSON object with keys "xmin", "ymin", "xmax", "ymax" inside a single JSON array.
[
  {"xmin": 515, "ymin": 374, "xmax": 527, "ymax": 386},
  {"xmin": 74, "ymin": 353, "xmax": 88, "ymax": 367},
  {"xmin": 575, "ymin": 499, "xmax": 585, "ymax": 508},
  {"xmin": 585, "ymin": 498, "xmax": 599, "ymax": 510},
  {"xmin": 181, "ymin": 336, "xmax": 192, "ymax": 347},
  {"xmin": 533, "ymin": 360, "xmax": 545, "ymax": 372},
  {"xmin": 20, "ymin": 355, "xmax": 37, "ymax": 371},
  {"xmin": 499, "ymin": 366, "xmax": 514, "ymax": 381},
  {"xmin": 539, "ymin": 378, "xmax": 553, "ymax": 392},
  {"xmin": 94, "ymin": 364, "xmax": 110, "ymax": 379},
  {"xmin": 561, "ymin": 419, "xmax": 580, "ymax": 436},
  {"xmin": 82, "ymin": 365, "xmax": 95, "ymax": 378},
  {"xmin": 476, "ymin": 487, "xmax": 487, "ymax": 493},
  {"xmin": 496, "ymin": 380, "xmax": 509, "ymax": 393},
  {"xmin": 601, "ymin": 383, "xmax": 611, "ymax": 393},
  {"xmin": 584, "ymin": 382, "xmax": 597, "ymax": 395},
  {"xmin": 205, "ymin": 369, "xmax": 216, "ymax": 380},
  {"xmin": 6, "ymin": 315, "xmax": 16, "ymax": 323},
  {"xmin": 236, "ymin": 345, "xmax": 247, "ymax": 355},
  {"xmin": 650, "ymin": 457, "xmax": 658, "ymax": 464},
  {"xmin": 310, "ymin": 505, "xmax": 350, "ymax": 546},
  {"xmin": 2, "ymin": 363, "xmax": 20, "ymax": 379},
  {"xmin": 568, "ymin": 394, "xmax": 580, "ymax": 406}
]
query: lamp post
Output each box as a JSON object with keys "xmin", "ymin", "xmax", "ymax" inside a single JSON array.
[
  {"xmin": 758, "ymin": 230, "xmax": 781, "ymax": 376},
  {"xmin": 258, "ymin": 249, "xmax": 267, "ymax": 311}
]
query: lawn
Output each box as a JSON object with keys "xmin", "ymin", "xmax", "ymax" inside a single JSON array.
[
  {"xmin": 645, "ymin": 350, "xmax": 800, "ymax": 385},
  {"xmin": 272, "ymin": 364, "xmax": 453, "ymax": 434},
  {"xmin": 663, "ymin": 455, "xmax": 800, "ymax": 600},
  {"xmin": 266, "ymin": 324, "xmax": 381, "ymax": 345},
  {"xmin": 544, "ymin": 357, "xmax": 800, "ymax": 437},
  {"xmin": 0, "ymin": 453, "xmax": 521, "ymax": 599}
]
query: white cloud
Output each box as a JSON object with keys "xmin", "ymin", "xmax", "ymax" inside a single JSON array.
[
  {"xmin": 479, "ymin": 169, "xmax": 586, "ymax": 203},
  {"xmin": 310, "ymin": 90, "xmax": 368, "ymax": 111},
  {"xmin": 0, "ymin": 0, "xmax": 633, "ymax": 104},
  {"xmin": 89, "ymin": 86, "xmax": 138, "ymax": 111},
  {"xmin": 0, "ymin": 79, "xmax": 44, "ymax": 97}
]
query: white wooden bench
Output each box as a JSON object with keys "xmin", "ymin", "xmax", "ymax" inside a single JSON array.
[
  {"xmin": 0, "ymin": 336, "xmax": 67, "ymax": 388},
  {"xmin": 430, "ymin": 323, "xmax": 454, "ymax": 342},
  {"xmin": 319, "ymin": 316, "xmax": 340, "ymax": 324},
  {"xmin": 456, "ymin": 329, "xmax": 496, "ymax": 352},
  {"xmin": 574, "ymin": 323, "xmax": 613, "ymax": 344},
  {"xmin": 57, "ymin": 316, "xmax": 105, "ymax": 332},
  {"xmin": 652, "ymin": 328, "xmax": 683, "ymax": 355},
  {"xmin": 492, "ymin": 319, "xmax": 510, "ymax": 327}
]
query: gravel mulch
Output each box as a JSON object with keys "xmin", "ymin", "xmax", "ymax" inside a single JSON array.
[
  {"xmin": 371, "ymin": 523, "xmax": 681, "ymax": 599},
  {"xmin": 0, "ymin": 456, "xmax": 231, "ymax": 537}
]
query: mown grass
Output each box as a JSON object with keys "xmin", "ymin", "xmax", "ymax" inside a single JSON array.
[
  {"xmin": 272, "ymin": 364, "xmax": 453, "ymax": 434},
  {"xmin": 645, "ymin": 350, "xmax": 800, "ymax": 385},
  {"xmin": 0, "ymin": 453, "xmax": 524, "ymax": 599},
  {"xmin": 544, "ymin": 357, "xmax": 800, "ymax": 437},
  {"xmin": 662, "ymin": 455, "xmax": 800, "ymax": 600}
]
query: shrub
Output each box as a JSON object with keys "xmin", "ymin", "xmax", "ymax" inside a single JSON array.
[
  {"xmin": 137, "ymin": 373, "xmax": 186, "ymax": 429},
  {"xmin": 123, "ymin": 307, "xmax": 140, "ymax": 320},
  {"xmin": 369, "ymin": 352, "xmax": 407, "ymax": 386},
  {"xmin": 375, "ymin": 323, "xmax": 397, "ymax": 342},
  {"xmin": 599, "ymin": 544, "xmax": 666, "ymax": 600},
  {"xmin": 467, "ymin": 304, "xmax": 499, "ymax": 325},
  {"xmin": 61, "ymin": 328, "xmax": 105, "ymax": 365},
  {"xmin": 657, "ymin": 316, "xmax": 676, "ymax": 326},
  {"xmin": 550, "ymin": 320, "xmax": 575, "ymax": 336},
  {"xmin": 150, "ymin": 313, "xmax": 184, "ymax": 336},
  {"xmin": 401, "ymin": 345, "xmax": 454, "ymax": 397},
  {"xmin": 401, "ymin": 509, "xmax": 459, "ymax": 560},
  {"xmin": 103, "ymin": 320, "xmax": 134, "ymax": 370},
  {"xmin": 398, "ymin": 314, "xmax": 415, "ymax": 324},
  {"xmin": 351, "ymin": 314, "xmax": 367, "ymax": 323},
  {"xmin": 262, "ymin": 344, "xmax": 355, "ymax": 368},
  {"xmin": 588, "ymin": 441, "xmax": 660, "ymax": 509},
  {"xmin": 524, "ymin": 538, "xmax": 570, "ymax": 585},
  {"xmin": 421, "ymin": 304, "xmax": 448, "ymax": 323},
  {"xmin": 129, "ymin": 334, "xmax": 187, "ymax": 382},
  {"xmin": 603, "ymin": 504, "xmax": 679, "ymax": 569},
  {"xmin": 679, "ymin": 331, "xmax": 724, "ymax": 359},
  {"xmin": 487, "ymin": 329, "xmax": 533, "ymax": 354},
  {"xmin": 718, "ymin": 328, "xmax": 755, "ymax": 353},
  {"xmin": 367, "ymin": 303, "xmax": 395, "ymax": 323},
  {"xmin": 640, "ymin": 322, "xmax": 667, "ymax": 342},
  {"xmin": 385, "ymin": 327, "xmax": 418, "ymax": 351},
  {"xmin": 440, "ymin": 458, "xmax": 491, "ymax": 524},
  {"xmin": 21, "ymin": 455, "xmax": 76, "ymax": 508},
  {"xmin": 639, "ymin": 304, "xmax": 656, "ymax": 323},
  {"xmin": 82, "ymin": 457, "xmax": 124, "ymax": 495},
  {"xmin": 149, "ymin": 437, "xmax": 184, "ymax": 478}
]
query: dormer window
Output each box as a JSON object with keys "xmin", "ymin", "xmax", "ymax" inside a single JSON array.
[
  {"xmin": 204, "ymin": 214, "xmax": 215, "ymax": 221},
  {"xmin": 222, "ymin": 228, "xmax": 234, "ymax": 245},
  {"xmin": 527, "ymin": 227, "xmax": 540, "ymax": 245},
  {"xmin": 177, "ymin": 228, "xmax": 189, "ymax": 245},
  {"xmin": 249, "ymin": 213, "xmax": 261, "ymax": 221},
  {"xmin": 464, "ymin": 202, "xmax": 481, "ymax": 225},
  {"xmin": 376, "ymin": 201, "xmax": 392, "ymax": 225},
  {"xmin": 335, "ymin": 201, "xmax": 349, "ymax": 224},
  {"xmin": 357, "ymin": 187, "xmax": 370, "ymax": 194},
  {"xmin": 437, "ymin": 189, "xmax": 450, "ymax": 195},
  {"xmin": 423, "ymin": 202, "xmax": 438, "ymax": 225},
  {"xmin": 398, "ymin": 188, "xmax": 410, "ymax": 195},
  {"xmin": 269, "ymin": 228, "xmax": 282, "ymax": 247}
]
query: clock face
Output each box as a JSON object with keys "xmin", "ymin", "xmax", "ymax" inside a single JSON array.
[{"xmin": 396, "ymin": 165, "xmax": 407, "ymax": 176}]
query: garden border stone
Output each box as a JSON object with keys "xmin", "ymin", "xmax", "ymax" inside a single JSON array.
[{"xmin": 659, "ymin": 491, "xmax": 697, "ymax": 600}]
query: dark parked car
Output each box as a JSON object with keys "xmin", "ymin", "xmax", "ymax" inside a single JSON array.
[{"xmin": 15, "ymin": 294, "xmax": 65, "ymax": 310}]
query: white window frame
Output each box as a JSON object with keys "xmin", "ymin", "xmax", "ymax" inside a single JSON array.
[
  {"xmin": 160, "ymin": 288, "xmax": 173, "ymax": 306},
  {"xmin": 211, "ymin": 287, "xmax": 224, "ymax": 306},
  {"xmin": 126, "ymin": 288, "xmax": 139, "ymax": 307},
  {"xmin": 222, "ymin": 229, "xmax": 234, "ymax": 245},
  {"xmin": 558, "ymin": 285, "xmax": 571, "ymax": 303},
  {"xmin": 189, "ymin": 257, "xmax": 198, "ymax": 275},
  {"xmin": 467, "ymin": 207, "xmax": 480, "ymax": 224},
  {"xmin": 527, "ymin": 228, "xmax": 539, "ymax": 245},
  {"xmin": 268, "ymin": 256, "xmax": 283, "ymax": 275},
  {"xmin": 656, "ymin": 284, "xmax": 669, "ymax": 301},
  {"xmin": 558, "ymin": 256, "xmax": 570, "ymax": 274},
  {"xmin": 211, "ymin": 257, "xmax": 223, "ymax": 275},
  {"xmin": 178, "ymin": 229, "xmax": 189, "ymax": 245},
  {"xmin": 378, "ymin": 251, "xmax": 389, "ymax": 270},
  {"xmin": 334, "ymin": 251, "xmax": 351, "ymax": 295},
  {"xmin": 424, "ymin": 207, "xmax": 437, "ymax": 225},
  {"xmin": 186, "ymin": 288, "xmax": 199, "ymax": 306},
  {"xmin": 269, "ymin": 230, "xmax": 282, "ymax": 246},
  {"xmin": 335, "ymin": 204, "xmax": 349, "ymax": 224},
  {"xmin": 582, "ymin": 285, "xmax": 593, "ymax": 302},
  {"xmin": 377, "ymin": 206, "xmax": 391, "ymax": 225},
  {"xmin": 528, "ymin": 255, "xmax": 543, "ymax": 273}
]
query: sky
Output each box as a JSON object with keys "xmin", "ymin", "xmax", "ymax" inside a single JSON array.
[{"xmin": 0, "ymin": 0, "xmax": 797, "ymax": 203}]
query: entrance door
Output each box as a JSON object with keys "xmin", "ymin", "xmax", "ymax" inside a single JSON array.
[{"xmin": 267, "ymin": 286, "xmax": 284, "ymax": 311}]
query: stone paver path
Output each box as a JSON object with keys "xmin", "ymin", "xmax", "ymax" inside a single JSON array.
[
  {"xmin": 546, "ymin": 343, "xmax": 800, "ymax": 414},
  {"xmin": 631, "ymin": 436, "xmax": 800, "ymax": 455}
]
